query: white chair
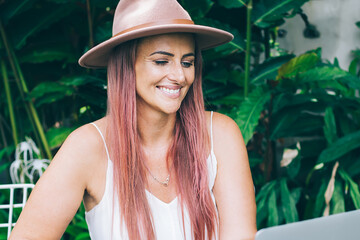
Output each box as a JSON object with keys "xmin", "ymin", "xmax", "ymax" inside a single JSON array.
[{"xmin": 0, "ymin": 184, "xmax": 34, "ymax": 238}]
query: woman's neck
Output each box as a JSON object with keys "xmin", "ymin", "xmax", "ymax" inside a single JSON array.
[{"xmin": 137, "ymin": 109, "xmax": 176, "ymax": 148}]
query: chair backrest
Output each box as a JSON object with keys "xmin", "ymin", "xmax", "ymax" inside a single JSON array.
[{"xmin": 0, "ymin": 184, "xmax": 34, "ymax": 239}]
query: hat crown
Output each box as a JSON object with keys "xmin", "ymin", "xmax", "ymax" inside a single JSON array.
[{"xmin": 113, "ymin": 0, "xmax": 192, "ymax": 36}]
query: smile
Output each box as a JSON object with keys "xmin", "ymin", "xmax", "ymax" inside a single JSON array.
[{"xmin": 159, "ymin": 87, "xmax": 180, "ymax": 94}]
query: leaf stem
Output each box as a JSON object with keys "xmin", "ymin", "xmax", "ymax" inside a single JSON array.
[
  {"xmin": 86, "ymin": 0, "xmax": 94, "ymax": 48},
  {"xmin": 0, "ymin": 20, "xmax": 52, "ymax": 160},
  {"xmin": 244, "ymin": 0, "xmax": 253, "ymax": 97},
  {"xmin": 1, "ymin": 59, "xmax": 18, "ymax": 146}
]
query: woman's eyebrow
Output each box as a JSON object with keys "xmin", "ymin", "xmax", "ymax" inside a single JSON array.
[
  {"xmin": 183, "ymin": 53, "xmax": 195, "ymax": 58},
  {"xmin": 150, "ymin": 51, "xmax": 174, "ymax": 56},
  {"xmin": 149, "ymin": 51, "xmax": 195, "ymax": 57}
]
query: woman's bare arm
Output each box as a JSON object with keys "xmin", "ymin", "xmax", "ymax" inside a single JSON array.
[
  {"xmin": 10, "ymin": 124, "xmax": 102, "ymax": 239},
  {"xmin": 212, "ymin": 112, "xmax": 257, "ymax": 240}
]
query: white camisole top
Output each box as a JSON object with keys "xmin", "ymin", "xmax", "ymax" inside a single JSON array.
[{"xmin": 85, "ymin": 112, "xmax": 218, "ymax": 239}]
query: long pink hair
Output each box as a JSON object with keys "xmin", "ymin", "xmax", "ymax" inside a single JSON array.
[{"xmin": 106, "ymin": 37, "xmax": 217, "ymax": 239}]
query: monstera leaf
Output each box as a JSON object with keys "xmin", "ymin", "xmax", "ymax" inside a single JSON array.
[
  {"xmin": 235, "ymin": 86, "xmax": 271, "ymax": 144},
  {"xmin": 218, "ymin": 0, "xmax": 248, "ymax": 9},
  {"xmin": 252, "ymin": 0, "xmax": 309, "ymax": 28}
]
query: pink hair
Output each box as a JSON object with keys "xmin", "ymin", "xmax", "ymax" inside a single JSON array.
[{"xmin": 106, "ymin": 38, "xmax": 217, "ymax": 239}]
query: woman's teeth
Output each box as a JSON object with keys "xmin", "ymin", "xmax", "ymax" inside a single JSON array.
[{"xmin": 159, "ymin": 87, "xmax": 180, "ymax": 94}]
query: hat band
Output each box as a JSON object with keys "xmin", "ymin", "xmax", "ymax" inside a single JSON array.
[{"xmin": 112, "ymin": 19, "xmax": 195, "ymax": 38}]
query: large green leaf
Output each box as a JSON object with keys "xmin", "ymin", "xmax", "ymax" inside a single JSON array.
[
  {"xmin": 313, "ymin": 179, "xmax": 328, "ymax": 218},
  {"xmin": 271, "ymin": 112, "xmax": 323, "ymax": 140},
  {"xmin": 318, "ymin": 130, "xmax": 360, "ymax": 164},
  {"xmin": 8, "ymin": 3, "xmax": 75, "ymax": 49},
  {"xmin": 0, "ymin": 0, "xmax": 36, "ymax": 24},
  {"xmin": 218, "ymin": 0, "xmax": 247, "ymax": 9},
  {"xmin": 330, "ymin": 181, "xmax": 345, "ymax": 214},
  {"xmin": 338, "ymin": 169, "xmax": 360, "ymax": 209},
  {"xmin": 29, "ymin": 82, "xmax": 74, "ymax": 99},
  {"xmin": 252, "ymin": 0, "xmax": 309, "ymax": 28},
  {"xmin": 256, "ymin": 181, "xmax": 278, "ymax": 227},
  {"xmin": 197, "ymin": 18, "xmax": 246, "ymax": 52},
  {"xmin": 60, "ymin": 75, "xmax": 106, "ymax": 87},
  {"xmin": 323, "ymin": 107, "xmax": 337, "ymax": 145},
  {"xmin": 251, "ymin": 54, "xmax": 295, "ymax": 85},
  {"xmin": 298, "ymin": 66, "xmax": 360, "ymax": 90},
  {"xmin": 181, "ymin": 0, "xmax": 214, "ymax": 18},
  {"xmin": 280, "ymin": 178, "xmax": 298, "ymax": 223},
  {"xmin": 277, "ymin": 52, "xmax": 319, "ymax": 80},
  {"xmin": 267, "ymin": 189, "xmax": 279, "ymax": 227},
  {"xmin": 19, "ymin": 43, "xmax": 76, "ymax": 63},
  {"xmin": 46, "ymin": 126, "xmax": 77, "ymax": 149},
  {"xmin": 235, "ymin": 86, "xmax": 271, "ymax": 144}
]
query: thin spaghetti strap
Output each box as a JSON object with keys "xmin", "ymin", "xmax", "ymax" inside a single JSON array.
[
  {"xmin": 90, "ymin": 122, "xmax": 111, "ymax": 161},
  {"xmin": 210, "ymin": 111, "xmax": 214, "ymax": 151}
]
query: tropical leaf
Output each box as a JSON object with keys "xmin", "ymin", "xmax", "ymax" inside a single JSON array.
[
  {"xmin": 218, "ymin": 0, "xmax": 247, "ymax": 9},
  {"xmin": 271, "ymin": 112, "xmax": 323, "ymax": 140},
  {"xmin": 267, "ymin": 189, "xmax": 279, "ymax": 226},
  {"xmin": 277, "ymin": 52, "xmax": 319, "ymax": 80},
  {"xmin": 298, "ymin": 66, "xmax": 360, "ymax": 90},
  {"xmin": 46, "ymin": 126, "xmax": 77, "ymax": 149},
  {"xmin": 94, "ymin": 21, "xmax": 112, "ymax": 44},
  {"xmin": 313, "ymin": 179, "xmax": 327, "ymax": 218},
  {"xmin": 19, "ymin": 43, "xmax": 76, "ymax": 63},
  {"xmin": 280, "ymin": 178, "xmax": 298, "ymax": 223},
  {"xmin": 338, "ymin": 169, "xmax": 360, "ymax": 209},
  {"xmin": 356, "ymin": 21, "xmax": 360, "ymax": 29},
  {"xmin": 181, "ymin": 0, "xmax": 214, "ymax": 18},
  {"xmin": 235, "ymin": 86, "xmax": 271, "ymax": 144},
  {"xmin": 252, "ymin": 0, "xmax": 309, "ymax": 28},
  {"xmin": 75, "ymin": 232, "xmax": 91, "ymax": 240},
  {"xmin": 197, "ymin": 18, "xmax": 246, "ymax": 52},
  {"xmin": 330, "ymin": 181, "xmax": 345, "ymax": 214},
  {"xmin": 318, "ymin": 130, "xmax": 360, "ymax": 164},
  {"xmin": 251, "ymin": 54, "xmax": 295, "ymax": 85},
  {"xmin": 323, "ymin": 107, "xmax": 337, "ymax": 145},
  {"xmin": 60, "ymin": 75, "xmax": 106, "ymax": 87},
  {"xmin": 0, "ymin": 0, "xmax": 36, "ymax": 24},
  {"xmin": 348, "ymin": 59, "xmax": 359, "ymax": 76},
  {"xmin": 29, "ymin": 82, "xmax": 74, "ymax": 99},
  {"xmin": 8, "ymin": 3, "xmax": 75, "ymax": 49},
  {"xmin": 204, "ymin": 67, "xmax": 229, "ymax": 84}
]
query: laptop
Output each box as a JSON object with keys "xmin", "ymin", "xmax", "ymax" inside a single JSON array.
[{"xmin": 255, "ymin": 209, "xmax": 360, "ymax": 240}]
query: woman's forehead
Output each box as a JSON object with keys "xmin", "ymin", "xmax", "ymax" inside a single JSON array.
[{"xmin": 137, "ymin": 33, "xmax": 195, "ymax": 54}]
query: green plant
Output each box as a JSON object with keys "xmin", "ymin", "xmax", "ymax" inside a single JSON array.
[{"xmin": 1, "ymin": 0, "xmax": 359, "ymax": 237}]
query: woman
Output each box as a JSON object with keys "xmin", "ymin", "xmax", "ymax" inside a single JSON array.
[{"xmin": 10, "ymin": 0, "xmax": 256, "ymax": 239}]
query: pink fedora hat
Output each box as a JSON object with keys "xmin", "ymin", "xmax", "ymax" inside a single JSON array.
[{"xmin": 78, "ymin": 0, "xmax": 233, "ymax": 68}]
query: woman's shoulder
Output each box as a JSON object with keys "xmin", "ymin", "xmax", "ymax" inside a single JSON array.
[
  {"xmin": 205, "ymin": 111, "xmax": 245, "ymax": 157},
  {"xmin": 205, "ymin": 111, "xmax": 240, "ymax": 135},
  {"xmin": 57, "ymin": 117, "xmax": 108, "ymax": 166}
]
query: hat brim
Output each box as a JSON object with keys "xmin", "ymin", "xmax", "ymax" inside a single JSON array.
[{"xmin": 78, "ymin": 24, "xmax": 233, "ymax": 68}]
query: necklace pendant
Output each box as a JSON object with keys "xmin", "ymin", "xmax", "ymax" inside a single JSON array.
[{"xmin": 162, "ymin": 176, "xmax": 170, "ymax": 187}]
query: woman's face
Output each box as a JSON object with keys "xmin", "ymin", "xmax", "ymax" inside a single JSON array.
[{"xmin": 135, "ymin": 33, "xmax": 195, "ymax": 115}]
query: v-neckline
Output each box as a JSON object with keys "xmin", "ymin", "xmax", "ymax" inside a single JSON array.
[{"xmin": 145, "ymin": 189, "xmax": 178, "ymax": 206}]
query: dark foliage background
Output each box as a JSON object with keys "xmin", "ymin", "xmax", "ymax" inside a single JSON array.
[{"xmin": 0, "ymin": 0, "xmax": 359, "ymax": 238}]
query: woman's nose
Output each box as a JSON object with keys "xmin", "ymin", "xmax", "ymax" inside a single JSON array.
[{"xmin": 167, "ymin": 62, "xmax": 185, "ymax": 83}]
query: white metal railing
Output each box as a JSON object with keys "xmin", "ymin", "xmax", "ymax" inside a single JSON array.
[{"xmin": 0, "ymin": 184, "xmax": 34, "ymax": 238}]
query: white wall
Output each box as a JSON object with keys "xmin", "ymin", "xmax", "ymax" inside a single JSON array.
[{"xmin": 277, "ymin": 0, "xmax": 360, "ymax": 69}]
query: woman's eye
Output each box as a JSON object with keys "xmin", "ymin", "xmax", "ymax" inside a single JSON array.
[
  {"xmin": 154, "ymin": 60, "xmax": 168, "ymax": 65},
  {"xmin": 181, "ymin": 61, "xmax": 193, "ymax": 68}
]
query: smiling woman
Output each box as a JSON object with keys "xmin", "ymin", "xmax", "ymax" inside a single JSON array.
[
  {"xmin": 135, "ymin": 34, "xmax": 195, "ymax": 115},
  {"xmin": 9, "ymin": 0, "xmax": 256, "ymax": 239}
]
